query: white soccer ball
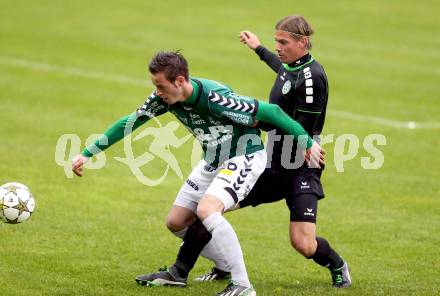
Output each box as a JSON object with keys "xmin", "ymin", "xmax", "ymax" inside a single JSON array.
[{"xmin": 0, "ymin": 182, "xmax": 36, "ymax": 224}]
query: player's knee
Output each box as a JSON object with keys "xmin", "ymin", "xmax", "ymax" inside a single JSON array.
[
  {"xmin": 196, "ymin": 203, "xmax": 213, "ymax": 221},
  {"xmin": 197, "ymin": 196, "xmax": 224, "ymax": 220},
  {"xmin": 291, "ymin": 237, "xmax": 316, "ymax": 257},
  {"xmin": 165, "ymin": 216, "xmax": 186, "ymax": 232}
]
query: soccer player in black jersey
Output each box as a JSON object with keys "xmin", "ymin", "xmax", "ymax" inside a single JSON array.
[{"xmin": 194, "ymin": 15, "xmax": 352, "ymax": 288}]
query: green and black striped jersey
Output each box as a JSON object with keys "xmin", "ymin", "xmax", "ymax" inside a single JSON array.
[{"xmin": 136, "ymin": 77, "xmax": 263, "ymax": 166}]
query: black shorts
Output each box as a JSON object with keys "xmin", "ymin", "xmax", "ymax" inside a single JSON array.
[{"xmin": 239, "ymin": 164, "xmax": 324, "ymax": 222}]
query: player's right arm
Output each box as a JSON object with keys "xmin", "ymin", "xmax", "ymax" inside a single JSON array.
[
  {"xmin": 72, "ymin": 93, "xmax": 168, "ymax": 177},
  {"xmin": 239, "ymin": 30, "xmax": 281, "ymax": 72}
]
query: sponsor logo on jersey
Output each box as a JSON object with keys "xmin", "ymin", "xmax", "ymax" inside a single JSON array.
[
  {"xmin": 190, "ymin": 113, "xmax": 201, "ymax": 120},
  {"xmin": 192, "ymin": 119, "xmax": 206, "ymax": 125},
  {"xmin": 192, "ymin": 126, "xmax": 234, "ymax": 148},
  {"xmin": 221, "ymin": 111, "xmax": 252, "ymax": 125},
  {"xmin": 206, "ymin": 134, "xmax": 233, "ymax": 148},
  {"xmin": 189, "ymin": 113, "xmax": 206, "ymax": 125},
  {"xmin": 138, "ymin": 99, "xmax": 166, "ymax": 117},
  {"xmin": 149, "ymin": 101, "xmax": 159, "ymax": 108},
  {"xmin": 154, "ymin": 105, "xmax": 166, "ymax": 113},
  {"xmin": 219, "ymin": 169, "xmax": 233, "ymax": 176}
]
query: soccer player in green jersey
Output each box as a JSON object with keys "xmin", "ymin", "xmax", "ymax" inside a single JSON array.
[{"xmin": 72, "ymin": 51, "xmax": 323, "ymax": 296}]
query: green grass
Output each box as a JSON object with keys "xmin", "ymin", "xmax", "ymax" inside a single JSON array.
[{"xmin": 1, "ymin": 0, "xmax": 439, "ymax": 295}]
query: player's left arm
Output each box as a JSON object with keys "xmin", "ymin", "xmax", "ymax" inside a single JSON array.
[
  {"xmin": 80, "ymin": 94, "xmax": 167, "ymax": 158},
  {"xmin": 71, "ymin": 112, "xmax": 147, "ymax": 177}
]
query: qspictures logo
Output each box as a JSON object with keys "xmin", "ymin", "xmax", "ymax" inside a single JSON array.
[{"xmin": 55, "ymin": 118, "xmax": 387, "ymax": 186}]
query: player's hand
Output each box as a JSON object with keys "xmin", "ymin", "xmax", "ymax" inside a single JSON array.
[
  {"xmin": 72, "ymin": 154, "xmax": 88, "ymax": 177},
  {"xmin": 239, "ymin": 31, "xmax": 261, "ymax": 50},
  {"xmin": 305, "ymin": 142, "xmax": 326, "ymax": 169}
]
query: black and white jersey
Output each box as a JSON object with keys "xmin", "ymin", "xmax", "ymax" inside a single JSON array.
[{"xmin": 255, "ymin": 47, "xmax": 328, "ymax": 171}]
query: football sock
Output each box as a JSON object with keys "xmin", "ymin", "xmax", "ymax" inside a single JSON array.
[
  {"xmin": 201, "ymin": 233, "xmax": 230, "ymax": 272},
  {"xmin": 172, "ymin": 218, "xmax": 212, "ymax": 279},
  {"xmin": 310, "ymin": 236, "xmax": 344, "ymax": 269},
  {"xmin": 172, "ymin": 225, "xmax": 229, "ymax": 272},
  {"xmin": 202, "ymin": 212, "xmax": 250, "ymax": 287}
]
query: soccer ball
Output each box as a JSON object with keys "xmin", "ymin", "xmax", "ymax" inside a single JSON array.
[{"xmin": 0, "ymin": 182, "xmax": 36, "ymax": 224}]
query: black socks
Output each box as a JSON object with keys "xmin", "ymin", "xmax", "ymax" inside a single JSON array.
[
  {"xmin": 309, "ymin": 236, "xmax": 343, "ymax": 269},
  {"xmin": 172, "ymin": 218, "xmax": 212, "ymax": 279}
]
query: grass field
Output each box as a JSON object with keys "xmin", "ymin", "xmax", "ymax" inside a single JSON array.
[{"xmin": 1, "ymin": 0, "xmax": 439, "ymax": 295}]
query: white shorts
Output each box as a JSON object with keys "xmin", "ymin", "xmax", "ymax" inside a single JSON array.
[{"xmin": 174, "ymin": 150, "xmax": 267, "ymax": 212}]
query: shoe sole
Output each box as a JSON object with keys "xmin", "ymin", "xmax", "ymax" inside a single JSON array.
[
  {"xmin": 135, "ymin": 278, "xmax": 186, "ymax": 287},
  {"xmin": 216, "ymin": 287, "xmax": 256, "ymax": 296},
  {"xmin": 194, "ymin": 275, "xmax": 231, "ymax": 282}
]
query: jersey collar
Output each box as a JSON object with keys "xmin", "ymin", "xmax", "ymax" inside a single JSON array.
[
  {"xmin": 283, "ymin": 53, "xmax": 314, "ymax": 72},
  {"xmin": 184, "ymin": 78, "xmax": 202, "ymax": 106}
]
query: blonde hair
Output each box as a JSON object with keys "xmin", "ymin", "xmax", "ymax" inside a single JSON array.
[{"xmin": 275, "ymin": 15, "xmax": 314, "ymax": 49}]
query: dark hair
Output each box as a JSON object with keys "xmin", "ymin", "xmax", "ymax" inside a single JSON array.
[
  {"xmin": 275, "ymin": 15, "xmax": 314, "ymax": 49},
  {"xmin": 148, "ymin": 51, "xmax": 189, "ymax": 82}
]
